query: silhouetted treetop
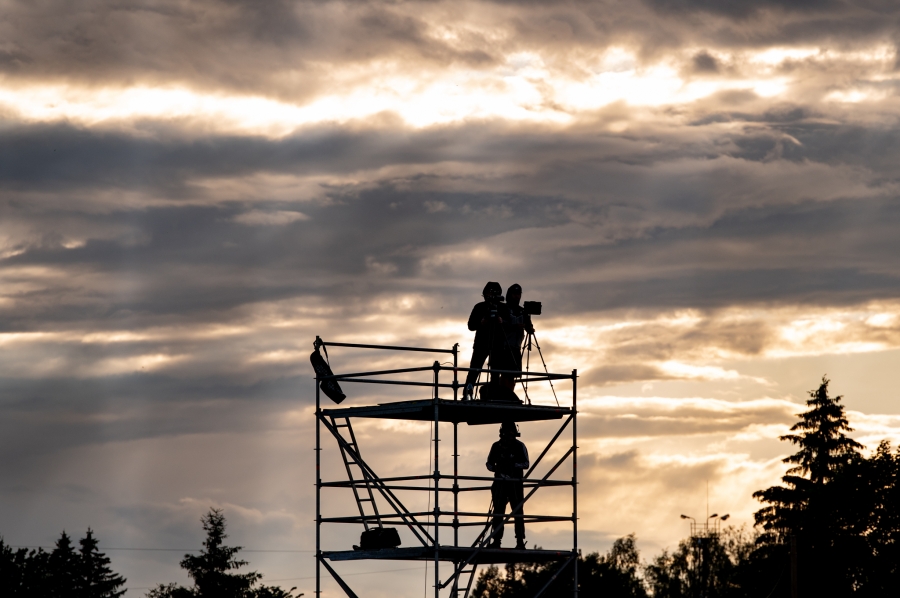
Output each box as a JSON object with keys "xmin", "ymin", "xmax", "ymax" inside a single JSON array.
[
  {"xmin": 780, "ymin": 376, "xmax": 863, "ymax": 484},
  {"xmin": 146, "ymin": 507, "xmax": 300, "ymax": 598}
]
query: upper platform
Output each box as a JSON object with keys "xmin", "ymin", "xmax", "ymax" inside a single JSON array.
[
  {"xmin": 323, "ymin": 545, "xmax": 573, "ymax": 564},
  {"xmin": 322, "ymin": 398, "xmax": 570, "ymax": 425}
]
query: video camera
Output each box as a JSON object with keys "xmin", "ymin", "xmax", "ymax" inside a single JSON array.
[
  {"xmin": 523, "ymin": 300, "xmax": 542, "ymax": 316},
  {"xmin": 487, "ymin": 294, "xmax": 505, "ymax": 320}
]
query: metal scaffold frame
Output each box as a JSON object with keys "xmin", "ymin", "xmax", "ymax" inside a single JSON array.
[{"xmin": 313, "ymin": 337, "xmax": 579, "ymax": 598}]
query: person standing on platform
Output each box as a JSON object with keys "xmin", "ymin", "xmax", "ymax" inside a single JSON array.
[
  {"xmin": 485, "ymin": 421, "xmax": 529, "ymax": 549},
  {"xmin": 500, "ymin": 283, "xmax": 533, "ymax": 391},
  {"xmin": 463, "ymin": 282, "xmax": 506, "ymax": 400}
]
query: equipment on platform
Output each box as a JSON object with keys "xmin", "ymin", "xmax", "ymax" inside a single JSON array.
[
  {"xmin": 310, "ymin": 343, "xmax": 346, "ymax": 404},
  {"xmin": 354, "ymin": 527, "xmax": 401, "ymax": 551},
  {"xmin": 523, "ymin": 301, "xmax": 542, "ymax": 316}
]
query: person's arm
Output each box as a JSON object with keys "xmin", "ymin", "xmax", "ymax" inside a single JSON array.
[
  {"xmin": 485, "ymin": 442, "xmax": 499, "ymax": 472},
  {"xmin": 468, "ymin": 303, "xmax": 484, "ymax": 332},
  {"xmin": 514, "ymin": 442, "xmax": 530, "ymax": 471}
]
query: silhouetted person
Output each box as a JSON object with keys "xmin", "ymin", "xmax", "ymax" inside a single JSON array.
[
  {"xmin": 463, "ymin": 282, "xmax": 507, "ymax": 400},
  {"xmin": 499, "ymin": 283, "xmax": 533, "ymax": 391},
  {"xmin": 486, "ymin": 421, "xmax": 529, "ymax": 549}
]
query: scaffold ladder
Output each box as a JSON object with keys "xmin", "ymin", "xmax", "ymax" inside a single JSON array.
[
  {"xmin": 453, "ymin": 564, "xmax": 478, "ymax": 598},
  {"xmin": 329, "ymin": 415, "xmax": 382, "ymax": 530}
]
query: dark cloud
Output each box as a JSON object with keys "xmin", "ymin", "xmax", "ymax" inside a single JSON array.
[
  {"xmin": 692, "ymin": 50, "xmax": 719, "ymax": 73},
  {"xmin": 2, "ymin": 0, "xmax": 899, "ymax": 100}
]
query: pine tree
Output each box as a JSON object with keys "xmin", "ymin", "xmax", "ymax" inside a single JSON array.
[
  {"xmin": 146, "ymin": 508, "xmax": 300, "ymax": 598},
  {"xmin": 753, "ymin": 377, "xmax": 862, "ymax": 541},
  {"xmin": 48, "ymin": 531, "xmax": 81, "ymax": 597},
  {"xmin": 179, "ymin": 509, "xmax": 262, "ymax": 596},
  {"xmin": 753, "ymin": 377, "xmax": 864, "ymax": 597},
  {"xmin": 77, "ymin": 528, "xmax": 126, "ymax": 598}
]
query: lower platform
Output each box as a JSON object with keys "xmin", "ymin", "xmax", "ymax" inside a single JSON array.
[
  {"xmin": 323, "ymin": 545, "xmax": 573, "ymax": 564},
  {"xmin": 322, "ymin": 398, "xmax": 570, "ymax": 425}
]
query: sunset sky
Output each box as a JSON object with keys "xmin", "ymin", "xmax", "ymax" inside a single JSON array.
[{"xmin": 3, "ymin": 1, "xmax": 900, "ymax": 595}]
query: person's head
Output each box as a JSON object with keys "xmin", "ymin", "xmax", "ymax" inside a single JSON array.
[
  {"xmin": 506, "ymin": 284, "xmax": 522, "ymax": 307},
  {"xmin": 482, "ymin": 282, "xmax": 503, "ymax": 301},
  {"xmin": 499, "ymin": 421, "xmax": 520, "ymax": 440}
]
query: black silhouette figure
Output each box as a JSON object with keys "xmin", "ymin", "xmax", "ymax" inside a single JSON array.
[
  {"xmin": 486, "ymin": 421, "xmax": 530, "ymax": 549},
  {"xmin": 499, "ymin": 283, "xmax": 534, "ymax": 391},
  {"xmin": 463, "ymin": 282, "xmax": 507, "ymax": 400}
]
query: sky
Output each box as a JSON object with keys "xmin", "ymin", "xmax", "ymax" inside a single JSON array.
[{"xmin": 3, "ymin": 0, "xmax": 900, "ymax": 595}]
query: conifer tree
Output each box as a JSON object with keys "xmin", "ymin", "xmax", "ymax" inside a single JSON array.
[
  {"xmin": 179, "ymin": 509, "xmax": 262, "ymax": 596},
  {"xmin": 146, "ymin": 508, "xmax": 300, "ymax": 598},
  {"xmin": 77, "ymin": 528, "xmax": 126, "ymax": 598},
  {"xmin": 753, "ymin": 377, "xmax": 864, "ymax": 597},
  {"xmin": 753, "ymin": 377, "xmax": 862, "ymax": 541},
  {"xmin": 48, "ymin": 531, "xmax": 81, "ymax": 597}
]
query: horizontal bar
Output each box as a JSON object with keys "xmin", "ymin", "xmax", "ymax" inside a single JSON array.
[
  {"xmin": 321, "ymin": 515, "xmax": 574, "ymax": 525},
  {"xmin": 338, "ymin": 378, "xmax": 456, "ymax": 389},
  {"xmin": 320, "ymin": 480, "xmax": 573, "ymax": 491},
  {"xmin": 445, "ymin": 366, "xmax": 574, "ymax": 380},
  {"xmin": 454, "ymin": 517, "xmax": 574, "ymax": 526},
  {"xmin": 322, "ymin": 473, "xmax": 576, "ymax": 484},
  {"xmin": 322, "ymin": 365, "xmax": 435, "ymax": 380},
  {"xmin": 320, "ymin": 480, "xmax": 573, "ymax": 489},
  {"xmin": 322, "ymin": 341, "xmax": 455, "ymax": 354},
  {"xmin": 322, "ymin": 365, "xmax": 573, "ymax": 381},
  {"xmin": 322, "ymin": 474, "xmax": 568, "ymax": 490}
]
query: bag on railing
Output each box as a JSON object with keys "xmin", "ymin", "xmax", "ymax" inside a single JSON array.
[
  {"xmin": 309, "ymin": 348, "xmax": 346, "ymax": 404},
  {"xmin": 478, "ymin": 380, "xmax": 522, "ymax": 404},
  {"xmin": 356, "ymin": 527, "xmax": 401, "ymax": 550}
]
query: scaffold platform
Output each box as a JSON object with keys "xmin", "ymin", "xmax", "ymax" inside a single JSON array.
[
  {"xmin": 322, "ymin": 398, "xmax": 570, "ymax": 425},
  {"xmin": 323, "ymin": 546, "xmax": 574, "ymax": 564}
]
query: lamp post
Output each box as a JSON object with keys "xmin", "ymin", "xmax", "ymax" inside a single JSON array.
[{"xmin": 708, "ymin": 513, "xmax": 730, "ymax": 534}]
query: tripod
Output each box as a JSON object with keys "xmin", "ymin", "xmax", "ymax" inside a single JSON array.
[{"xmin": 522, "ymin": 329, "xmax": 559, "ymax": 407}]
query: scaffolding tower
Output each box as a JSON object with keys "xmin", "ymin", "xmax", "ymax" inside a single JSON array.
[{"xmin": 314, "ymin": 337, "xmax": 578, "ymax": 597}]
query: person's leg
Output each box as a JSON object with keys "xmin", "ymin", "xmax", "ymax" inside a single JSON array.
[
  {"xmin": 489, "ymin": 482, "xmax": 507, "ymax": 547},
  {"xmin": 465, "ymin": 345, "xmax": 489, "ymax": 396},
  {"xmin": 512, "ymin": 481, "xmax": 526, "ymax": 547}
]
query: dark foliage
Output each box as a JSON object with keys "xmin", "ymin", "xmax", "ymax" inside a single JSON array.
[
  {"xmin": 751, "ymin": 376, "xmax": 900, "ymax": 596},
  {"xmin": 0, "ymin": 529, "xmax": 126, "ymax": 597},
  {"xmin": 146, "ymin": 507, "xmax": 300, "ymax": 598},
  {"xmin": 473, "ymin": 534, "xmax": 647, "ymax": 598},
  {"xmin": 480, "ymin": 376, "xmax": 900, "ymax": 597}
]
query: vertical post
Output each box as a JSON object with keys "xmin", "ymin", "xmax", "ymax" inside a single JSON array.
[
  {"xmin": 316, "ymin": 378, "xmax": 322, "ymax": 597},
  {"xmin": 572, "ymin": 369, "xmax": 578, "ymax": 598},
  {"xmin": 453, "ymin": 343, "xmax": 459, "ymax": 401},
  {"xmin": 790, "ymin": 534, "xmax": 798, "ymax": 598},
  {"xmin": 433, "ymin": 361, "xmax": 441, "ymax": 598},
  {"xmin": 453, "ymin": 421, "xmax": 459, "ymax": 548},
  {"xmin": 452, "ymin": 345, "xmax": 459, "ymax": 595}
]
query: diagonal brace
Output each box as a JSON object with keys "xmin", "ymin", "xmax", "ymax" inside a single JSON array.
[
  {"xmin": 532, "ymin": 555, "xmax": 576, "ymax": 598},
  {"xmin": 319, "ymin": 556, "xmax": 359, "ymax": 598},
  {"xmin": 440, "ymin": 445, "xmax": 576, "ymax": 589}
]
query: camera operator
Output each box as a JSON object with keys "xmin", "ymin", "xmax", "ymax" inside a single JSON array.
[
  {"xmin": 463, "ymin": 282, "xmax": 507, "ymax": 400},
  {"xmin": 499, "ymin": 283, "xmax": 534, "ymax": 391}
]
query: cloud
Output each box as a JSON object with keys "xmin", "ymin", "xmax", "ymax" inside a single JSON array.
[{"xmin": 232, "ymin": 210, "xmax": 309, "ymax": 226}]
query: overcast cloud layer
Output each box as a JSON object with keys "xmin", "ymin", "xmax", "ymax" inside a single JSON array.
[{"xmin": 3, "ymin": 1, "xmax": 900, "ymax": 596}]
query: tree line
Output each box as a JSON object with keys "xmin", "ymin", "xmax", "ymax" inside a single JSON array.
[
  {"xmin": 1, "ymin": 509, "xmax": 300, "ymax": 597},
  {"xmin": 474, "ymin": 377, "xmax": 900, "ymax": 597}
]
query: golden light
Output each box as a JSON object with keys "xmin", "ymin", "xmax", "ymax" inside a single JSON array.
[{"xmin": 1, "ymin": 43, "xmax": 897, "ymax": 135}]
